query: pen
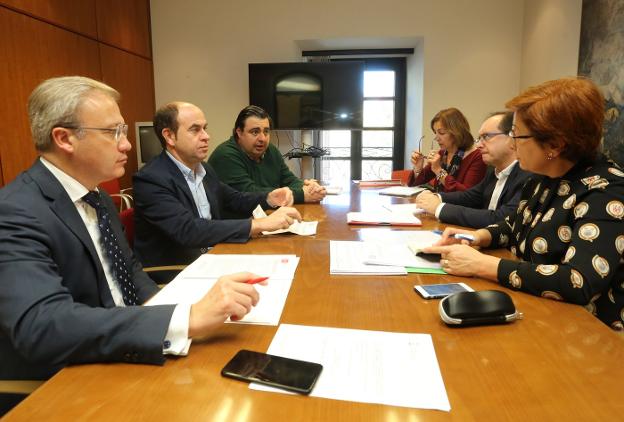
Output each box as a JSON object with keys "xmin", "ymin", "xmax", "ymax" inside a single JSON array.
[
  {"xmin": 246, "ymin": 276, "xmax": 269, "ymax": 284},
  {"xmin": 432, "ymin": 230, "xmax": 474, "ymax": 242}
]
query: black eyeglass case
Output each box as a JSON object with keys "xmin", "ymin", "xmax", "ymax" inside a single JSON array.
[{"xmin": 439, "ymin": 290, "xmax": 523, "ymax": 327}]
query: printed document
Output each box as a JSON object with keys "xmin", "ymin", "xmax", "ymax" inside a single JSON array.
[
  {"xmin": 250, "ymin": 324, "xmax": 451, "ymax": 411},
  {"xmin": 330, "ymin": 241, "xmax": 407, "ymax": 275},
  {"xmin": 146, "ymin": 254, "xmax": 299, "ymax": 325}
]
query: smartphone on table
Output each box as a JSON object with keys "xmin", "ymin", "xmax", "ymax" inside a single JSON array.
[
  {"xmin": 414, "ymin": 282, "xmax": 474, "ymax": 299},
  {"xmin": 221, "ymin": 349, "xmax": 323, "ymax": 395}
]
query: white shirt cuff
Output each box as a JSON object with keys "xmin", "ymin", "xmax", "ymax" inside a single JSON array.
[
  {"xmin": 163, "ymin": 304, "xmax": 192, "ymax": 355},
  {"xmin": 434, "ymin": 202, "xmax": 445, "ymax": 219}
]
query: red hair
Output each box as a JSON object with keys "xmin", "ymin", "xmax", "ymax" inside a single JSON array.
[{"xmin": 505, "ymin": 77, "xmax": 604, "ymax": 161}]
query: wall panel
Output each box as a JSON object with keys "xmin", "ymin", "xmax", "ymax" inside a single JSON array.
[
  {"xmin": 96, "ymin": 0, "xmax": 151, "ymax": 58},
  {"xmin": 99, "ymin": 43, "xmax": 155, "ymax": 188},
  {"xmin": 0, "ymin": 6, "xmax": 101, "ymax": 184},
  {"xmin": 0, "ymin": 0, "xmax": 97, "ymax": 37}
]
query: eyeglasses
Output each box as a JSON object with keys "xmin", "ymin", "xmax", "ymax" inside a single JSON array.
[
  {"xmin": 476, "ymin": 132, "xmax": 506, "ymax": 143},
  {"xmin": 61, "ymin": 123, "xmax": 129, "ymax": 142},
  {"xmin": 508, "ymin": 130, "xmax": 533, "ymax": 141}
]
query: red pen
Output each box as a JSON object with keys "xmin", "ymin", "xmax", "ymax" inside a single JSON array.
[{"xmin": 246, "ymin": 276, "xmax": 268, "ymax": 284}]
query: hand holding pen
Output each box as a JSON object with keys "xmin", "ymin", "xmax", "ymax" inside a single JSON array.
[
  {"xmin": 410, "ymin": 135, "xmax": 426, "ymax": 172},
  {"xmin": 431, "ymin": 229, "xmax": 477, "ymax": 246}
]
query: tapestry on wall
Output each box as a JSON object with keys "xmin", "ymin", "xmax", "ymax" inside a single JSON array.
[{"xmin": 578, "ymin": 0, "xmax": 624, "ymax": 166}]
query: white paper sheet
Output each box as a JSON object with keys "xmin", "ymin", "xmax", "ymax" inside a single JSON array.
[
  {"xmin": 180, "ymin": 254, "xmax": 299, "ymax": 279},
  {"xmin": 329, "ymin": 241, "xmax": 407, "ymax": 275},
  {"xmin": 363, "ymin": 242, "xmax": 441, "ymax": 269},
  {"xmin": 324, "ymin": 186, "xmax": 343, "ymax": 195},
  {"xmin": 250, "ymin": 324, "xmax": 451, "ymax": 411},
  {"xmin": 146, "ymin": 254, "xmax": 299, "ymax": 325},
  {"xmin": 346, "ymin": 211, "xmax": 422, "ymax": 226},
  {"xmin": 382, "ymin": 203, "xmax": 426, "ymax": 215}
]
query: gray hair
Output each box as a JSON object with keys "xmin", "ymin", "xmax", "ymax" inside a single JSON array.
[{"xmin": 28, "ymin": 76, "xmax": 120, "ymax": 151}]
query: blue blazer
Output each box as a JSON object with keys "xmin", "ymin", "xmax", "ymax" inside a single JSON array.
[
  {"xmin": 438, "ymin": 163, "xmax": 532, "ymax": 228},
  {"xmin": 0, "ymin": 160, "xmax": 174, "ymax": 381},
  {"xmin": 133, "ymin": 151, "xmax": 268, "ymax": 269}
]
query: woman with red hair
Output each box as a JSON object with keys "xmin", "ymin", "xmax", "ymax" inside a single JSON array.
[{"xmin": 426, "ymin": 78, "xmax": 624, "ymax": 330}]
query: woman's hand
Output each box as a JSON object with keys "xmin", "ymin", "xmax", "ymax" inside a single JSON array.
[
  {"xmin": 427, "ymin": 150, "xmax": 442, "ymax": 174},
  {"xmin": 410, "ymin": 150, "xmax": 425, "ymax": 173},
  {"xmin": 423, "ymin": 244, "xmax": 500, "ymax": 280}
]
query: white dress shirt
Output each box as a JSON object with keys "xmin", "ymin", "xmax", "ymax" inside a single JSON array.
[
  {"xmin": 487, "ymin": 160, "xmax": 517, "ymax": 210},
  {"xmin": 166, "ymin": 151, "xmax": 211, "ymax": 219},
  {"xmin": 40, "ymin": 157, "xmax": 191, "ymax": 355},
  {"xmin": 434, "ymin": 161, "xmax": 517, "ymax": 218}
]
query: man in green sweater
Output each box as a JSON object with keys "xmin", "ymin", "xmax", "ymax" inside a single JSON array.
[{"xmin": 209, "ymin": 106, "xmax": 326, "ymax": 215}]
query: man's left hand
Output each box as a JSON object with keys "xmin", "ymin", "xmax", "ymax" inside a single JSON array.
[
  {"xmin": 414, "ymin": 190, "xmax": 441, "ymax": 215},
  {"xmin": 267, "ymin": 187, "xmax": 294, "ymax": 207}
]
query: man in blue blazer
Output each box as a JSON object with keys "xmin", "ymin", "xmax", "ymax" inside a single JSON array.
[
  {"xmin": 415, "ymin": 112, "xmax": 531, "ymax": 228},
  {"xmin": 133, "ymin": 102, "xmax": 301, "ymax": 273},
  {"xmin": 0, "ymin": 77, "xmax": 262, "ymax": 413}
]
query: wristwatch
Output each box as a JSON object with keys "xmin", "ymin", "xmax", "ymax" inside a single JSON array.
[{"xmin": 437, "ymin": 170, "xmax": 448, "ymax": 183}]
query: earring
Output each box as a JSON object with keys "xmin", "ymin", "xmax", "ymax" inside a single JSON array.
[{"xmin": 547, "ymin": 152, "xmax": 554, "ymax": 160}]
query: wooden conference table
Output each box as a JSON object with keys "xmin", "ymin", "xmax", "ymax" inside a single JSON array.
[{"xmin": 6, "ymin": 185, "xmax": 624, "ymax": 421}]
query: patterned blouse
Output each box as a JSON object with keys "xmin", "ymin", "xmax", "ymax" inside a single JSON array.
[{"xmin": 486, "ymin": 154, "xmax": 624, "ymax": 330}]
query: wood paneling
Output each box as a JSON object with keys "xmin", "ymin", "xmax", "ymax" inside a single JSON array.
[
  {"xmin": 99, "ymin": 43, "xmax": 155, "ymax": 189},
  {"xmin": 96, "ymin": 0, "xmax": 151, "ymax": 58},
  {"xmin": 0, "ymin": 7, "xmax": 101, "ymax": 185},
  {"xmin": 0, "ymin": 0, "xmax": 97, "ymax": 38}
]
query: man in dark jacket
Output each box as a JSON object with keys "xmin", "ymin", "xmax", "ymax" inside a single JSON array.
[{"xmin": 415, "ymin": 111, "xmax": 531, "ymax": 228}]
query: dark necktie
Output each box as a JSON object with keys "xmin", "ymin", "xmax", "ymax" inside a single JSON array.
[{"xmin": 83, "ymin": 191, "xmax": 139, "ymax": 306}]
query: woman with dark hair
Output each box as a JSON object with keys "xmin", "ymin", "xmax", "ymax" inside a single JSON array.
[
  {"xmin": 426, "ymin": 77, "xmax": 624, "ymax": 331},
  {"xmin": 409, "ymin": 107, "xmax": 486, "ymax": 192}
]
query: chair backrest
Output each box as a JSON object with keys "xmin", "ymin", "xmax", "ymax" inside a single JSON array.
[
  {"xmin": 119, "ymin": 208, "xmax": 135, "ymax": 248},
  {"xmin": 391, "ymin": 169, "xmax": 412, "ymax": 185},
  {"xmin": 99, "ymin": 179, "xmax": 133, "ymax": 211},
  {"xmin": 99, "ymin": 179, "xmax": 121, "ymax": 195}
]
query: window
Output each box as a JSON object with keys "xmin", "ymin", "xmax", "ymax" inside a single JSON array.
[{"xmin": 319, "ymin": 57, "xmax": 406, "ymax": 186}]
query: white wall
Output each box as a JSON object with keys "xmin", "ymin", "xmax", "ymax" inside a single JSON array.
[
  {"xmin": 521, "ymin": 0, "xmax": 583, "ymax": 90},
  {"xmin": 150, "ymin": 0, "xmax": 582, "ymax": 167}
]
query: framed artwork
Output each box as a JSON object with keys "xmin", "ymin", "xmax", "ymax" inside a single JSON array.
[{"xmin": 578, "ymin": 0, "xmax": 624, "ymax": 166}]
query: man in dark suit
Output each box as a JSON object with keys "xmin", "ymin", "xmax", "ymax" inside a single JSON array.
[
  {"xmin": 0, "ymin": 77, "xmax": 262, "ymax": 413},
  {"xmin": 415, "ymin": 112, "xmax": 531, "ymax": 228},
  {"xmin": 133, "ymin": 102, "xmax": 301, "ymax": 271}
]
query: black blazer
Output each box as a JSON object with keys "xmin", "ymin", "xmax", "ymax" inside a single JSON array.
[
  {"xmin": 133, "ymin": 151, "xmax": 268, "ymax": 269},
  {"xmin": 438, "ymin": 162, "xmax": 531, "ymax": 228},
  {"xmin": 0, "ymin": 160, "xmax": 174, "ymax": 381}
]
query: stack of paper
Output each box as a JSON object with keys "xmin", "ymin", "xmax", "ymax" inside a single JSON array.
[
  {"xmin": 378, "ymin": 186, "xmax": 426, "ymax": 197},
  {"xmin": 146, "ymin": 254, "xmax": 299, "ymax": 325},
  {"xmin": 331, "ymin": 231, "xmax": 444, "ymax": 274},
  {"xmin": 250, "ymin": 324, "xmax": 451, "ymax": 411},
  {"xmin": 330, "ymin": 241, "xmax": 407, "ymax": 275}
]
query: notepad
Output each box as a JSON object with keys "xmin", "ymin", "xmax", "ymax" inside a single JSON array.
[{"xmin": 378, "ymin": 186, "xmax": 426, "ymax": 197}]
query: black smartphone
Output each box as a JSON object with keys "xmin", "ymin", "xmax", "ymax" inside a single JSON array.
[{"xmin": 221, "ymin": 349, "xmax": 323, "ymax": 395}]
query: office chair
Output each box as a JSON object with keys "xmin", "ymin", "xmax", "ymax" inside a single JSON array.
[
  {"xmin": 99, "ymin": 178, "xmax": 133, "ymax": 212},
  {"xmin": 391, "ymin": 169, "xmax": 412, "ymax": 185},
  {"xmin": 118, "ymin": 207, "xmax": 186, "ymax": 285}
]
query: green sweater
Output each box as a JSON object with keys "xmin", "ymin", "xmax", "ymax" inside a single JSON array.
[{"xmin": 209, "ymin": 137, "xmax": 305, "ymax": 206}]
